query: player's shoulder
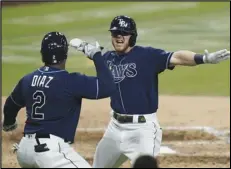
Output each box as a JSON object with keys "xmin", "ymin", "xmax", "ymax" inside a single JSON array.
[
  {"xmin": 20, "ymin": 69, "xmax": 38, "ymax": 81},
  {"xmin": 132, "ymin": 45, "xmax": 161, "ymax": 57},
  {"xmin": 67, "ymin": 72, "xmax": 88, "ymax": 81},
  {"xmin": 133, "ymin": 45, "xmax": 162, "ymax": 54},
  {"xmin": 19, "ymin": 67, "xmax": 58, "ymax": 81},
  {"xmin": 134, "ymin": 45, "xmax": 150, "ymax": 51},
  {"xmin": 136, "ymin": 45, "xmax": 164, "ymax": 52},
  {"xmin": 102, "ymin": 50, "xmax": 117, "ymax": 60},
  {"xmin": 13, "ymin": 69, "xmax": 38, "ymax": 88},
  {"xmin": 139, "ymin": 45, "xmax": 171, "ymax": 56},
  {"xmin": 65, "ymin": 72, "xmax": 92, "ymax": 88},
  {"xmin": 21, "ymin": 68, "xmax": 42, "ymax": 80},
  {"xmin": 68, "ymin": 72, "xmax": 83, "ymax": 78}
]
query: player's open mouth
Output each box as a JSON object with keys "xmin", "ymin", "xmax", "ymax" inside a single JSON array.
[{"xmin": 116, "ymin": 40, "xmax": 124, "ymax": 44}]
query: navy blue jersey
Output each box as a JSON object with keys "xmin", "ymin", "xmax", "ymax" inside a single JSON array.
[
  {"xmin": 104, "ymin": 46, "xmax": 174, "ymax": 115},
  {"xmin": 4, "ymin": 53, "xmax": 116, "ymax": 143}
]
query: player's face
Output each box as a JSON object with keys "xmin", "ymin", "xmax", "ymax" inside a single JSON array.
[{"xmin": 111, "ymin": 31, "xmax": 132, "ymax": 53}]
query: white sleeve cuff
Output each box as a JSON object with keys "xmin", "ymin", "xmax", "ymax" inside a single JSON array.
[{"xmin": 166, "ymin": 52, "xmax": 174, "ymax": 69}]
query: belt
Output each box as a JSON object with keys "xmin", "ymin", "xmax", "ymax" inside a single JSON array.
[
  {"xmin": 23, "ymin": 133, "xmax": 72, "ymax": 144},
  {"xmin": 113, "ymin": 112, "xmax": 146, "ymax": 123},
  {"xmin": 24, "ymin": 133, "xmax": 50, "ymax": 138}
]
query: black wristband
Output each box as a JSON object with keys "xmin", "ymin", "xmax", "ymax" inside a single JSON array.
[{"xmin": 194, "ymin": 54, "xmax": 204, "ymax": 64}]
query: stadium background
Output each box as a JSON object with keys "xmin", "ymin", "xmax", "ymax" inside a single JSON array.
[{"xmin": 2, "ymin": 1, "xmax": 230, "ymax": 168}]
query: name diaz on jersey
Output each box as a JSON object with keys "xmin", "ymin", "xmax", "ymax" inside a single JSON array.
[{"xmin": 31, "ymin": 75, "xmax": 53, "ymax": 88}]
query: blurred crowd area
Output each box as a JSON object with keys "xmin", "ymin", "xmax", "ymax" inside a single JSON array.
[{"xmin": 1, "ymin": 0, "xmax": 46, "ymax": 7}]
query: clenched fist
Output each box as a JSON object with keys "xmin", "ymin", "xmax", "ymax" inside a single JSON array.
[{"xmin": 69, "ymin": 38, "xmax": 103, "ymax": 60}]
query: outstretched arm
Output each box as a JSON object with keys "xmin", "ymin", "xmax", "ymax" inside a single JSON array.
[
  {"xmin": 170, "ymin": 49, "xmax": 230, "ymax": 66},
  {"xmin": 68, "ymin": 38, "xmax": 116, "ymax": 99}
]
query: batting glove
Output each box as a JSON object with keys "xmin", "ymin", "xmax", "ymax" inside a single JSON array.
[
  {"xmin": 203, "ymin": 49, "xmax": 230, "ymax": 64},
  {"xmin": 3, "ymin": 121, "xmax": 18, "ymax": 132},
  {"xmin": 69, "ymin": 38, "xmax": 104, "ymax": 60}
]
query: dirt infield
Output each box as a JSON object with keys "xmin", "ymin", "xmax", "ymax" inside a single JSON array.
[{"xmin": 1, "ymin": 95, "xmax": 230, "ymax": 168}]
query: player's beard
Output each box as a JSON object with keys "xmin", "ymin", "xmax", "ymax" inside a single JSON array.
[{"xmin": 112, "ymin": 36, "xmax": 132, "ymax": 54}]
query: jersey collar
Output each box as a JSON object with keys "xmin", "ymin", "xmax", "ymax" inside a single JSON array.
[{"xmin": 38, "ymin": 66, "xmax": 67, "ymax": 73}]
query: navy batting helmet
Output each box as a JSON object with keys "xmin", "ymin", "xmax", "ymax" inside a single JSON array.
[
  {"xmin": 109, "ymin": 15, "xmax": 138, "ymax": 47},
  {"xmin": 40, "ymin": 31, "xmax": 68, "ymax": 65}
]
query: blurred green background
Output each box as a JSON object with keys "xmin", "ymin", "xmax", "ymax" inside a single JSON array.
[{"xmin": 2, "ymin": 2, "xmax": 230, "ymax": 96}]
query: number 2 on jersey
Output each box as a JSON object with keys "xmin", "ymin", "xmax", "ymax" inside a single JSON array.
[{"xmin": 32, "ymin": 90, "xmax": 46, "ymax": 120}]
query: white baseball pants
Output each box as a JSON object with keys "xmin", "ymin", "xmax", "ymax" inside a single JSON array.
[
  {"xmin": 93, "ymin": 112, "xmax": 162, "ymax": 168},
  {"xmin": 16, "ymin": 134, "xmax": 91, "ymax": 168}
]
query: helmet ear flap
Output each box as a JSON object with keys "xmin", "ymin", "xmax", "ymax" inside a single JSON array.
[{"xmin": 129, "ymin": 34, "xmax": 137, "ymax": 47}]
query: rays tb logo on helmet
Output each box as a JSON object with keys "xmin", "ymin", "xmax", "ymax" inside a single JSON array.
[{"xmin": 118, "ymin": 19, "xmax": 128, "ymax": 28}]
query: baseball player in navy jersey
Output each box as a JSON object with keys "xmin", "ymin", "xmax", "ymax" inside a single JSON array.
[
  {"xmin": 2, "ymin": 31, "xmax": 116, "ymax": 168},
  {"xmin": 71, "ymin": 15, "xmax": 230, "ymax": 168}
]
